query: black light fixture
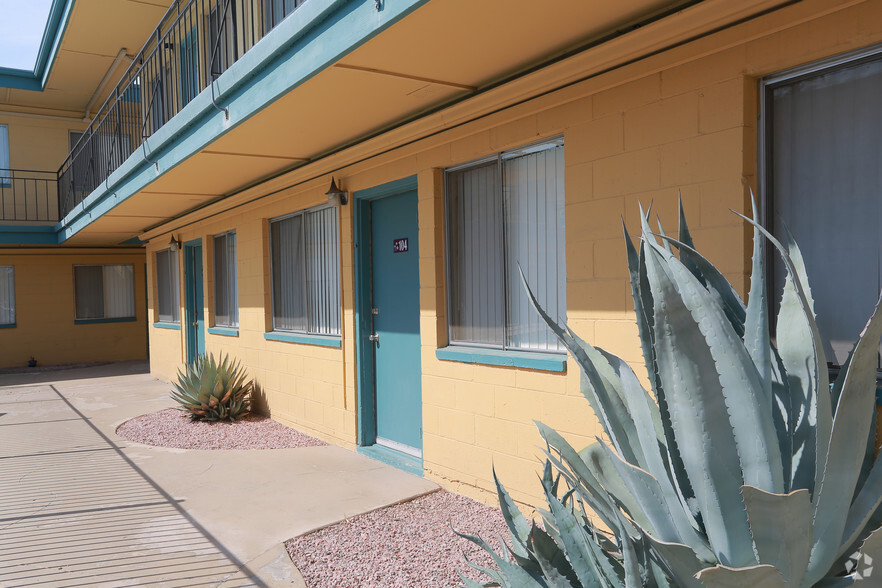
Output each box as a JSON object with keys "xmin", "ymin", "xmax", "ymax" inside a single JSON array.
[
  {"xmin": 325, "ymin": 177, "xmax": 348, "ymax": 206},
  {"xmin": 168, "ymin": 234, "xmax": 181, "ymax": 252}
]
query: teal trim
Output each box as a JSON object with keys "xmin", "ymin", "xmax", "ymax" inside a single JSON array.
[
  {"xmin": 153, "ymin": 322, "xmax": 181, "ymax": 330},
  {"xmin": 357, "ymin": 445, "xmax": 423, "ymax": 477},
  {"xmin": 263, "ymin": 331, "xmax": 341, "ymax": 347},
  {"xmin": 75, "ymin": 316, "xmax": 137, "ymax": 325},
  {"xmin": 436, "ymin": 346, "xmax": 568, "ymax": 372},
  {"xmin": 55, "ymin": 0, "xmax": 430, "ymax": 243},
  {"xmin": 0, "ymin": 225, "xmax": 58, "ymax": 245},
  {"xmin": 353, "ymin": 176, "xmax": 419, "ymax": 201},
  {"xmin": 0, "ymin": 323, "xmax": 16, "ymax": 329},
  {"xmin": 120, "ymin": 236, "xmax": 143, "ymax": 245},
  {"xmin": 208, "ymin": 326, "xmax": 239, "ymax": 337},
  {"xmin": 0, "ymin": 0, "xmax": 77, "ymax": 91},
  {"xmin": 353, "ymin": 176, "xmax": 419, "ymax": 447}
]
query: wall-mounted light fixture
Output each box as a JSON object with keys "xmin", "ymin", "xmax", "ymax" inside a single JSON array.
[
  {"xmin": 168, "ymin": 235, "xmax": 181, "ymax": 252},
  {"xmin": 326, "ymin": 177, "xmax": 348, "ymax": 207}
]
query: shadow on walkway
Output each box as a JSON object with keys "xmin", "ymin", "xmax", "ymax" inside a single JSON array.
[{"xmin": 0, "ymin": 382, "xmax": 263, "ymax": 587}]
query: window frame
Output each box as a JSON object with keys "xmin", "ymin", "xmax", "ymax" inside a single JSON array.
[
  {"xmin": 0, "ymin": 265, "xmax": 15, "ymax": 327},
  {"xmin": 443, "ymin": 136, "xmax": 566, "ymax": 355},
  {"xmin": 759, "ymin": 43, "xmax": 882, "ymax": 372},
  {"xmin": 268, "ymin": 203, "xmax": 341, "ymax": 338},
  {"xmin": 73, "ymin": 263, "xmax": 136, "ymax": 323},
  {"xmin": 0, "ymin": 124, "xmax": 10, "ymax": 187},
  {"xmin": 212, "ymin": 230, "xmax": 238, "ymax": 329},
  {"xmin": 155, "ymin": 248, "xmax": 180, "ymax": 324}
]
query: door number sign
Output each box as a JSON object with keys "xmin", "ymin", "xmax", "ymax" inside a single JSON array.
[{"xmin": 393, "ymin": 238, "xmax": 409, "ymax": 253}]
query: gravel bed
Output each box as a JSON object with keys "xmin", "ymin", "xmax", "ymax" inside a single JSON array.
[
  {"xmin": 286, "ymin": 490, "xmax": 512, "ymax": 587},
  {"xmin": 116, "ymin": 408, "xmax": 327, "ymax": 450}
]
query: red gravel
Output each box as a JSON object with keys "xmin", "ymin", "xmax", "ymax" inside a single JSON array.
[
  {"xmin": 285, "ymin": 490, "xmax": 511, "ymax": 587},
  {"xmin": 116, "ymin": 408, "xmax": 327, "ymax": 450}
]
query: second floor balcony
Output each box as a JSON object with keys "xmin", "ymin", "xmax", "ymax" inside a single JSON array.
[
  {"xmin": 0, "ymin": 169, "xmax": 59, "ymax": 224},
  {"xmin": 57, "ymin": 0, "xmax": 309, "ymax": 220}
]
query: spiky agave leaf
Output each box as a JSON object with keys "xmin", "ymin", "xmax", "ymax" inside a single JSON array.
[{"xmin": 169, "ymin": 352, "xmax": 253, "ymax": 421}]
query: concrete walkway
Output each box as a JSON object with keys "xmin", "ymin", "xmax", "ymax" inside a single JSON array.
[{"xmin": 0, "ymin": 362, "xmax": 438, "ymax": 587}]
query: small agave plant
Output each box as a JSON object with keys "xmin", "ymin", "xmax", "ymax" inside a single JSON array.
[
  {"xmin": 170, "ymin": 352, "xmax": 252, "ymax": 421},
  {"xmin": 459, "ymin": 199, "xmax": 882, "ymax": 587}
]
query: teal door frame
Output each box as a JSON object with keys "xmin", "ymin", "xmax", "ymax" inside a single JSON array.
[
  {"xmin": 353, "ymin": 176, "xmax": 420, "ymax": 455},
  {"xmin": 183, "ymin": 239, "xmax": 205, "ymax": 363}
]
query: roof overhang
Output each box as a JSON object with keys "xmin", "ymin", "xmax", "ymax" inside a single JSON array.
[{"xmin": 0, "ymin": 0, "xmax": 77, "ymax": 91}]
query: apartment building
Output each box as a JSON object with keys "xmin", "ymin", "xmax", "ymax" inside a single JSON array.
[{"xmin": 2, "ymin": 0, "xmax": 880, "ymax": 507}]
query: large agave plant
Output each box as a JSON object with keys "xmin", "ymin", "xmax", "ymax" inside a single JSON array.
[
  {"xmin": 170, "ymin": 352, "xmax": 252, "ymax": 421},
  {"xmin": 460, "ymin": 199, "xmax": 882, "ymax": 586}
]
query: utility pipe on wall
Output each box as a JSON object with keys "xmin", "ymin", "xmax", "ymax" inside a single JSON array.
[
  {"xmin": 0, "ymin": 109, "xmax": 87, "ymax": 123},
  {"xmin": 83, "ymin": 47, "xmax": 131, "ymax": 122}
]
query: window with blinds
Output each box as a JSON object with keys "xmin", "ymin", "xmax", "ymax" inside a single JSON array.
[
  {"xmin": 156, "ymin": 248, "xmax": 179, "ymax": 323},
  {"xmin": 0, "ymin": 266, "xmax": 14, "ymax": 326},
  {"xmin": 74, "ymin": 264, "xmax": 135, "ymax": 321},
  {"xmin": 269, "ymin": 206, "xmax": 340, "ymax": 336},
  {"xmin": 765, "ymin": 51, "xmax": 882, "ymax": 369},
  {"xmin": 213, "ymin": 231, "xmax": 238, "ymax": 328},
  {"xmin": 446, "ymin": 138, "xmax": 566, "ymax": 353}
]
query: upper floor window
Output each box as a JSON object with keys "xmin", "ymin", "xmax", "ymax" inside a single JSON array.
[
  {"xmin": 156, "ymin": 248, "xmax": 180, "ymax": 323},
  {"xmin": 213, "ymin": 231, "xmax": 238, "ymax": 328},
  {"xmin": 0, "ymin": 266, "xmax": 14, "ymax": 326},
  {"xmin": 74, "ymin": 264, "xmax": 135, "ymax": 321},
  {"xmin": 269, "ymin": 206, "xmax": 340, "ymax": 336},
  {"xmin": 764, "ymin": 49, "xmax": 882, "ymax": 369},
  {"xmin": 445, "ymin": 138, "xmax": 566, "ymax": 353},
  {"xmin": 0, "ymin": 125, "xmax": 9, "ymax": 187}
]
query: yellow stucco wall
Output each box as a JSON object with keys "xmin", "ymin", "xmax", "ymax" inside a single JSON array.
[
  {"xmin": 146, "ymin": 0, "xmax": 882, "ymax": 508},
  {"xmin": 0, "ymin": 249, "xmax": 148, "ymax": 369},
  {"xmin": 0, "ymin": 114, "xmax": 88, "ymax": 222}
]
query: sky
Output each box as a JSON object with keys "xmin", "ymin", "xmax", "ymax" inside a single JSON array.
[{"xmin": 0, "ymin": 1, "xmax": 54, "ymax": 71}]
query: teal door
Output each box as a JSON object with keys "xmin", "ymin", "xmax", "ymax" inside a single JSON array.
[
  {"xmin": 370, "ymin": 191, "xmax": 422, "ymax": 455},
  {"xmin": 184, "ymin": 241, "xmax": 205, "ymax": 363}
]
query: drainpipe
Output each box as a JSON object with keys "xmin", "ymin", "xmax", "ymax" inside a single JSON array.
[
  {"xmin": 0, "ymin": 110, "xmax": 86, "ymax": 123},
  {"xmin": 83, "ymin": 47, "xmax": 131, "ymax": 123}
]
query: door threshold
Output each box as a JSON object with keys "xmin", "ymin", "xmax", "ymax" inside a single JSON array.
[
  {"xmin": 358, "ymin": 444, "xmax": 423, "ymax": 476},
  {"xmin": 376, "ymin": 436, "xmax": 422, "ymax": 458}
]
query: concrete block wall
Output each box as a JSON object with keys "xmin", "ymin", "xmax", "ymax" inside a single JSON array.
[
  {"xmin": 145, "ymin": 0, "xmax": 882, "ymax": 508},
  {"xmin": 0, "ymin": 249, "xmax": 148, "ymax": 369}
]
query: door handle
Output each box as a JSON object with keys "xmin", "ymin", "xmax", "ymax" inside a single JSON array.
[
  {"xmin": 192, "ymin": 321, "xmax": 198, "ymax": 326},
  {"xmin": 369, "ymin": 333, "xmax": 379, "ymax": 343}
]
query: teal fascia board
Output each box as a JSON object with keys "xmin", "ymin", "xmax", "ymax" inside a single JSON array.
[
  {"xmin": 357, "ymin": 445, "xmax": 423, "ymax": 476},
  {"xmin": 75, "ymin": 316, "xmax": 137, "ymax": 325},
  {"xmin": 264, "ymin": 331, "xmax": 341, "ymax": 347},
  {"xmin": 353, "ymin": 175, "xmax": 418, "ymax": 201},
  {"xmin": 208, "ymin": 326, "xmax": 239, "ymax": 337},
  {"xmin": 0, "ymin": 0, "xmax": 77, "ymax": 91},
  {"xmin": 153, "ymin": 322, "xmax": 181, "ymax": 330},
  {"xmin": 436, "ymin": 346, "xmax": 568, "ymax": 372},
  {"xmin": 55, "ymin": 0, "xmax": 430, "ymax": 244},
  {"xmin": 0, "ymin": 225, "xmax": 59, "ymax": 245},
  {"xmin": 0, "ymin": 323, "xmax": 16, "ymax": 329}
]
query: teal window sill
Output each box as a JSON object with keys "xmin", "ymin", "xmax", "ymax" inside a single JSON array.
[
  {"xmin": 436, "ymin": 346, "xmax": 567, "ymax": 372},
  {"xmin": 153, "ymin": 322, "xmax": 181, "ymax": 330},
  {"xmin": 264, "ymin": 331, "xmax": 342, "ymax": 348},
  {"xmin": 75, "ymin": 317, "xmax": 137, "ymax": 325},
  {"xmin": 0, "ymin": 322, "xmax": 16, "ymax": 329},
  {"xmin": 208, "ymin": 326, "xmax": 239, "ymax": 337}
]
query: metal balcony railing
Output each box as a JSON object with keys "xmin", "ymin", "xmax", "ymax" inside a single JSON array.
[
  {"xmin": 56, "ymin": 0, "xmax": 308, "ymax": 220},
  {"xmin": 0, "ymin": 169, "xmax": 60, "ymax": 222}
]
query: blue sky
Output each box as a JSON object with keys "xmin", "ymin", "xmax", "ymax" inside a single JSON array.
[{"xmin": 0, "ymin": 1, "xmax": 54, "ymax": 71}]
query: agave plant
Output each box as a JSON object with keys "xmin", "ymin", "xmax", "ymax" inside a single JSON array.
[
  {"xmin": 460, "ymin": 199, "xmax": 882, "ymax": 586},
  {"xmin": 170, "ymin": 352, "xmax": 252, "ymax": 421}
]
